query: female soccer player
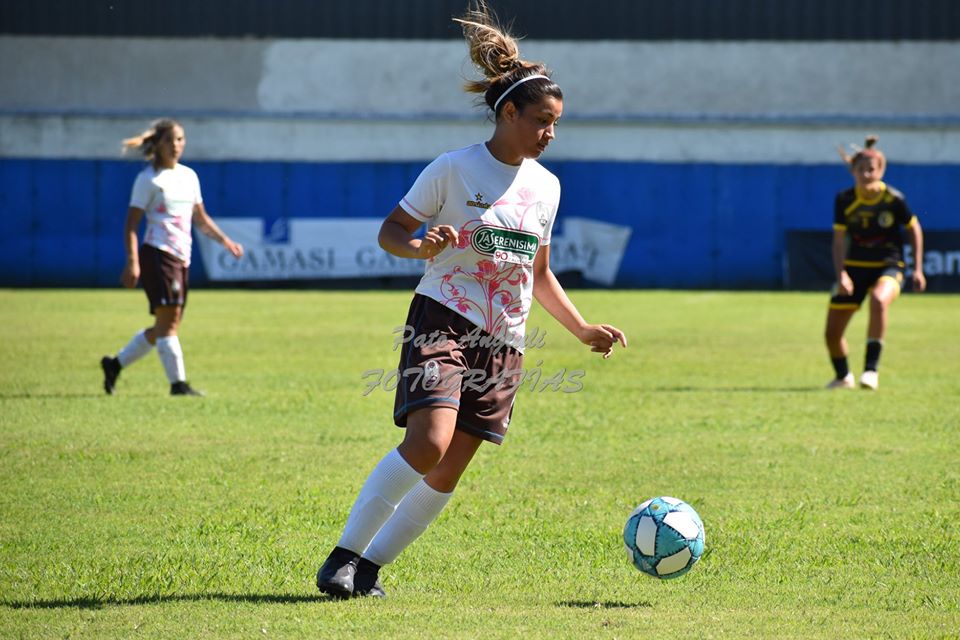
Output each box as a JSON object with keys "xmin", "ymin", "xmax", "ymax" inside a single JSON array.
[
  {"xmin": 824, "ymin": 135, "xmax": 925, "ymax": 390},
  {"xmin": 100, "ymin": 119, "xmax": 243, "ymax": 396},
  {"xmin": 315, "ymin": 2, "xmax": 627, "ymax": 598}
]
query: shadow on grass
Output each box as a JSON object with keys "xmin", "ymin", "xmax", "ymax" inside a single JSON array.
[
  {"xmin": 557, "ymin": 600, "xmax": 653, "ymax": 609},
  {"xmin": 1, "ymin": 592, "xmax": 345, "ymax": 610},
  {"xmin": 0, "ymin": 392, "xmax": 109, "ymax": 399},
  {"xmin": 651, "ymin": 386, "xmax": 820, "ymax": 393},
  {"xmin": 0, "ymin": 392, "xmax": 162, "ymax": 399}
]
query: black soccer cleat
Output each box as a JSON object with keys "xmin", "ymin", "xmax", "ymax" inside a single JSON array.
[
  {"xmin": 100, "ymin": 356, "xmax": 121, "ymax": 395},
  {"xmin": 316, "ymin": 546, "xmax": 360, "ymax": 599},
  {"xmin": 170, "ymin": 381, "xmax": 204, "ymax": 396},
  {"xmin": 353, "ymin": 558, "xmax": 386, "ymax": 598}
]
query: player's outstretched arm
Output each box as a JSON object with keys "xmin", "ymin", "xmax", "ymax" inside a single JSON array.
[
  {"xmin": 121, "ymin": 206, "xmax": 145, "ymax": 288},
  {"xmin": 832, "ymin": 227, "xmax": 853, "ymax": 296},
  {"xmin": 532, "ymin": 245, "xmax": 626, "ymax": 358},
  {"xmin": 908, "ymin": 219, "xmax": 926, "ymax": 292},
  {"xmin": 192, "ymin": 204, "xmax": 243, "ymax": 258}
]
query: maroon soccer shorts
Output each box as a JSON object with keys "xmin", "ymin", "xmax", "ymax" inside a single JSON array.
[
  {"xmin": 139, "ymin": 244, "xmax": 189, "ymax": 314},
  {"xmin": 393, "ymin": 294, "xmax": 524, "ymax": 445}
]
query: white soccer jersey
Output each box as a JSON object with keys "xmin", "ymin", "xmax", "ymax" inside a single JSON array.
[
  {"xmin": 400, "ymin": 143, "xmax": 560, "ymax": 352},
  {"xmin": 129, "ymin": 163, "xmax": 202, "ymax": 266}
]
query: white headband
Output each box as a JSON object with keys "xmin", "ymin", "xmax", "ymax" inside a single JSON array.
[{"xmin": 492, "ymin": 74, "xmax": 551, "ymax": 112}]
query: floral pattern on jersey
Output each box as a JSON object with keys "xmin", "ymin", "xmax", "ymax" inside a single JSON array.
[
  {"xmin": 492, "ymin": 187, "xmax": 549, "ymax": 229},
  {"xmin": 438, "ymin": 260, "xmax": 528, "ymax": 337},
  {"xmin": 432, "ymin": 196, "xmax": 544, "ymax": 336}
]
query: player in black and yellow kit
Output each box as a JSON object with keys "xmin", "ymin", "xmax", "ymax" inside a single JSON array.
[{"xmin": 824, "ymin": 136, "xmax": 926, "ymax": 390}]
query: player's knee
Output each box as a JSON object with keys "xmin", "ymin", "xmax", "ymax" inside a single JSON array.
[
  {"xmin": 398, "ymin": 435, "xmax": 445, "ymax": 473},
  {"xmin": 869, "ymin": 291, "xmax": 889, "ymax": 310}
]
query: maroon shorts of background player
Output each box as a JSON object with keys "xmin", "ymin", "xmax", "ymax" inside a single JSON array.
[
  {"xmin": 393, "ymin": 294, "xmax": 524, "ymax": 445},
  {"xmin": 139, "ymin": 243, "xmax": 189, "ymax": 315}
]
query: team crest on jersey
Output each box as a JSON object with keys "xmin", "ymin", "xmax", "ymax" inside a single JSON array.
[
  {"xmin": 878, "ymin": 211, "xmax": 895, "ymax": 228},
  {"xmin": 535, "ymin": 202, "xmax": 551, "ymax": 227},
  {"xmin": 470, "ymin": 225, "xmax": 540, "ymax": 264},
  {"xmin": 466, "ymin": 192, "xmax": 491, "ymax": 210}
]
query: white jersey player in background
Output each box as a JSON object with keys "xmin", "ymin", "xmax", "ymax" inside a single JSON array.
[{"xmin": 100, "ymin": 119, "xmax": 243, "ymax": 396}]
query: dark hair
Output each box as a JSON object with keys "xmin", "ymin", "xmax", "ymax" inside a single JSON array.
[
  {"xmin": 454, "ymin": 1, "xmax": 562, "ymax": 118},
  {"xmin": 121, "ymin": 118, "xmax": 182, "ymax": 164}
]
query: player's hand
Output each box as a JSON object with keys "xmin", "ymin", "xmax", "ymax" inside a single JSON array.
[
  {"xmin": 120, "ymin": 263, "xmax": 140, "ymax": 289},
  {"xmin": 416, "ymin": 225, "xmax": 459, "ymax": 259},
  {"xmin": 577, "ymin": 323, "xmax": 627, "ymax": 359},
  {"xmin": 224, "ymin": 238, "xmax": 244, "ymax": 258},
  {"xmin": 838, "ymin": 270, "xmax": 854, "ymax": 296},
  {"xmin": 912, "ymin": 270, "xmax": 926, "ymax": 292}
]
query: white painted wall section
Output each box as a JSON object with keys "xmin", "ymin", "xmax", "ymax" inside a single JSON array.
[{"xmin": 2, "ymin": 37, "xmax": 958, "ymax": 163}]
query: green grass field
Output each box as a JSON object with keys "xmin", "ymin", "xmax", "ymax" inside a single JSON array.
[{"xmin": 1, "ymin": 289, "xmax": 958, "ymax": 638}]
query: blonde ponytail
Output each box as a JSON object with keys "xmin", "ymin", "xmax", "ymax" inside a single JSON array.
[{"xmin": 121, "ymin": 126, "xmax": 156, "ymax": 154}]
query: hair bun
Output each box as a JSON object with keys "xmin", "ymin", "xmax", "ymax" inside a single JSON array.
[{"xmin": 864, "ymin": 135, "xmax": 879, "ymax": 149}]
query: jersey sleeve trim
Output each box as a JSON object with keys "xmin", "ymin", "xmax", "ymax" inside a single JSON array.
[
  {"xmin": 833, "ymin": 223, "xmax": 847, "ymax": 231},
  {"xmin": 399, "ymin": 197, "xmax": 432, "ymax": 222},
  {"xmin": 905, "ymin": 215, "xmax": 917, "ymax": 228}
]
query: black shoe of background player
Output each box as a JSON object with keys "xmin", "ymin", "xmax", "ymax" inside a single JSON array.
[
  {"xmin": 316, "ymin": 546, "xmax": 360, "ymax": 598},
  {"xmin": 353, "ymin": 557, "xmax": 386, "ymax": 598},
  {"xmin": 100, "ymin": 356, "xmax": 121, "ymax": 395},
  {"xmin": 170, "ymin": 381, "xmax": 204, "ymax": 396}
]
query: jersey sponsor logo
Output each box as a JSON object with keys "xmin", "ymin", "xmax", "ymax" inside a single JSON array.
[
  {"xmin": 466, "ymin": 192, "xmax": 491, "ymax": 210},
  {"xmin": 471, "ymin": 225, "xmax": 540, "ymax": 264}
]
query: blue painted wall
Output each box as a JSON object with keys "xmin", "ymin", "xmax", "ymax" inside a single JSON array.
[{"xmin": 1, "ymin": 159, "xmax": 957, "ymax": 288}]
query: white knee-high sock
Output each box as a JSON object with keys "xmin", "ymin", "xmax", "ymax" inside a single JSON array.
[
  {"xmin": 117, "ymin": 330, "xmax": 153, "ymax": 368},
  {"xmin": 155, "ymin": 336, "xmax": 186, "ymax": 383},
  {"xmin": 363, "ymin": 479, "xmax": 453, "ymax": 566},
  {"xmin": 337, "ymin": 448, "xmax": 424, "ymax": 555}
]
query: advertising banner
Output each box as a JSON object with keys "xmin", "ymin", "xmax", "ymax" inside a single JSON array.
[
  {"xmin": 196, "ymin": 217, "xmax": 632, "ymax": 286},
  {"xmin": 784, "ymin": 230, "xmax": 960, "ymax": 292}
]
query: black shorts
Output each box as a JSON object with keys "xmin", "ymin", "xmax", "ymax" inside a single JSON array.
[
  {"xmin": 393, "ymin": 294, "xmax": 524, "ymax": 445},
  {"xmin": 140, "ymin": 244, "xmax": 189, "ymax": 315},
  {"xmin": 829, "ymin": 263, "xmax": 903, "ymax": 310}
]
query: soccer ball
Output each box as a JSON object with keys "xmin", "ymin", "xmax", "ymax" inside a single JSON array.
[{"xmin": 623, "ymin": 496, "xmax": 705, "ymax": 579}]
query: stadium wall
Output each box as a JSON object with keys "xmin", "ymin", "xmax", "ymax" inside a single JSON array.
[
  {"xmin": 3, "ymin": 157, "xmax": 958, "ymax": 289},
  {"xmin": 2, "ymin": 37, "xmax": 958, "ymax": 288}
]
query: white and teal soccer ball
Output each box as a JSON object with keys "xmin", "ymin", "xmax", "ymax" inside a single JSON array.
[{"xmin": 623, "ymin": 496, "xmax": 705, "ymax": 579}]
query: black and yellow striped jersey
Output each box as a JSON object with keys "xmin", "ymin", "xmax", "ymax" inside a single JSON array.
[{"xmin": 833, "ymin": 182, "xmax": 916, "ymax": 267}]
